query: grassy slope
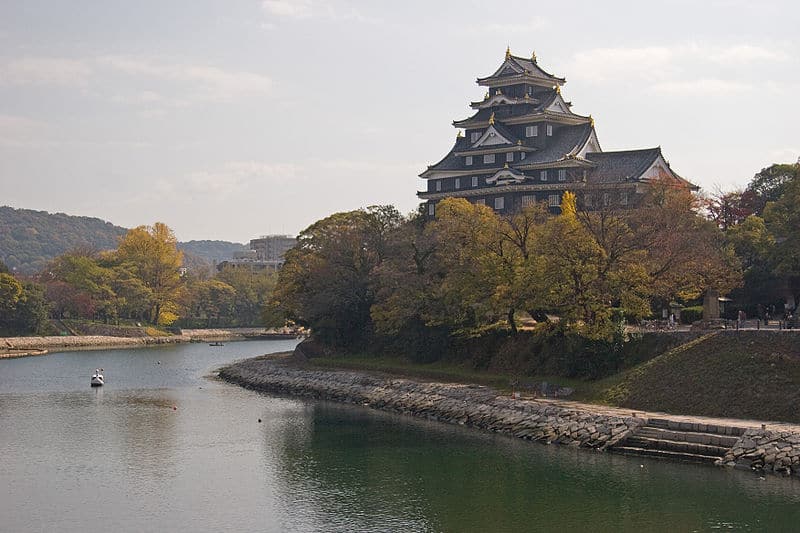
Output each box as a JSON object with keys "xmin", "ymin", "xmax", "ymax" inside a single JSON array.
[
  {"xmin": 309, "ymin": 331, "xmax": 800, "ymax": 423},
  {"xmin": 597, "ymin": 331, "xmax": 800, "ymax": 422}
]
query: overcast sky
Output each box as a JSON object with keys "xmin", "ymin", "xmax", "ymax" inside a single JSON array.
[{"xmin": 1, "ymin": 0, "xmax": 798, "ymax": 242}]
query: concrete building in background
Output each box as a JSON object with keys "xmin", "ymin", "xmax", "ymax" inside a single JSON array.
[{"xmin": 217, "ymin": 235, "xmax": 296, "ymax": 271}]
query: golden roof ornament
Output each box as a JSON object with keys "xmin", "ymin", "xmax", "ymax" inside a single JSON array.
[
  {"xmin": 457, "ymin": 130, "xmax": 464, "ymax": 138},
  {"xmin": 505, "ymin": 46, "xmax": 511, "ymax": 60},
  {"xmin": 484, "ymin": 91, "xmax": 490, "ymax": 100},
  {"xmin": 517, "ymin": 140, "xmax": 522, "ymax": 145},
  {"xmin": 496, "ymin": 88, "xmax": 502, "ymax": 95},
  {"xmin": 554, "ymin": 85, "xmax": 561, "ymax": 95},
  {"xmin": 589, "ymin": 115, "xmax": 595, "ymax": 127},
  {"xmin": 489, "ymin": 112, "xmax": 495, "ymax": 125},
  {"xmin": 504, "ymin": 162, "xmax": 509, "ymax": 169},
  {"xmin": 531, "ymin": 50, "xmax": 537, "ymax": 63}
]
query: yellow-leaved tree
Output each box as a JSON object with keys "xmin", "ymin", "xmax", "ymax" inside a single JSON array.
[{"xmin": 115, "ymin": 222, "xmax": 183, "ymax": 325}]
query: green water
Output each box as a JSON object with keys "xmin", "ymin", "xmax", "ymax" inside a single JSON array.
[{"xmin": 1, "ymin": 341, "xmax": 799, "ymax": 531}]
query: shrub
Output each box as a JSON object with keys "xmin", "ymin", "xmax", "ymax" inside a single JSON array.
[{"xmin": 680, "ymin": 306, "xmax": 703, "ymax": 324}]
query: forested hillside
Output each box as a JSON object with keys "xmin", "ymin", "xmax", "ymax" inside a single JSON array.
[
  {"xmin": 0, "ymin": 206, "xmax": 246, "ymax": 274},
  {"xmin": 0, "ymin": 206, "xmax": 127, "ymax": 274}
]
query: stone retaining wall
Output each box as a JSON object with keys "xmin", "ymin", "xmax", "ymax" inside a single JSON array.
[
  {"xmin": 219, "ymin": 356, "xmax": 645, "ymax": 450},
  {"xmin": 0, "ymin": 334, "xmax": 190, "ymax": 353},
  {"xmin": 722, "ymin": 429, "xmax": 800, "ymax": 475}
]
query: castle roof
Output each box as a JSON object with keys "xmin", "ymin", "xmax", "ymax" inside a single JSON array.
[{"xmin": 477, "ymin": 52, "xmax": 565, "ymax": 87}]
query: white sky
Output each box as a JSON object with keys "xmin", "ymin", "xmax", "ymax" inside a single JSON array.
[{"xmin": 1, "ymin": 0, "xmax": 798, "ymax": 242}]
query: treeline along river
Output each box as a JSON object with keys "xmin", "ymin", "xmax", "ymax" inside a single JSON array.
[{"xmin": 2, "ymin": 340, "xmax": 800, "ymax": 531}]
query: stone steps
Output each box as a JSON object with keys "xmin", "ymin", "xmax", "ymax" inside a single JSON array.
[
  {"xmin": 612, "ymin": 446, "xmax": 722, "ymax": 464},
  {"xmin": 624, "ymin": 435, "xmax": 730, "ymax": 457},
  {"xmin": 609, "ymin": 418, "xmax": 747, "ymax": 464},
  {"xmin": 636, "ymin": 426, "xmax": 740, "ymax": 448}
]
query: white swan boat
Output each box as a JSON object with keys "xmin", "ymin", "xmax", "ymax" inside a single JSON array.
[{"xmin": 91, "ymin": 370, "xmax": 104, "ymax": 387}]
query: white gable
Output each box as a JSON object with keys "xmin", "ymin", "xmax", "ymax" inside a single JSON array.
[
  {"xmin": 472, "ymin": 125, "xmax": 513, "ymax": 147},
  {"xmin": 576, "ymin": 129, "xmax": 602, "ymax": 158},
  {"xmin": 642, "ymin": 155, "xmax": 676, "ymax": 181},
  {"xmin": 486, "ymin": 169, "xmax": 525, "ymax": 186},
  {"xmin": 545, "ymin": 94, "xmax": 573, "ymax": 115}
]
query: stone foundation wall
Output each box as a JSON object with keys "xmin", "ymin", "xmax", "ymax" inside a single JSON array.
[
  {"xmin": 722, "ymin": 429, "xmax": 800, "ymax": 475},
  {"xmin": 219, "ymin": 356, "xmax": 645, "ymax": 450}
]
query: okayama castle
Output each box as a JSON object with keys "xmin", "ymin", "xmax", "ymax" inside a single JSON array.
[{"xmin": 418, "ymin": 48, "xmax": 695, "ymax": 216}]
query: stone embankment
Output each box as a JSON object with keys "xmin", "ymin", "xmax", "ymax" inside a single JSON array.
[
  {"xmin": 721, "ymin": 428, "xmax": 800, "ymax": 475},
  {"xmin": 219, "ymin": 355, "xmax": 645, "ymax": 450},
  {"xmin": 219, "ymin": 354, "xmax": 800, "ymax": 478},
  {"xmin": 0, "ymin": 334, "xmax": 190, "ymax": 354},
  {"xmin": 0, "ymin": 327, "xmax": 304, "ymax": 357}
]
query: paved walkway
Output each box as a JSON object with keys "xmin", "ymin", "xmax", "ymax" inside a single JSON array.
[{"xmin": 532, "ymin": 397, "xmax": 800, "ymax": 433}]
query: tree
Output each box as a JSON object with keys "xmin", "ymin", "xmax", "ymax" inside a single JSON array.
[
  {"xmin": 216, "ymin": 267, "xmax": 277, "ymax": 326},
  {"xmin": 704, "ymin": 188, "xmax": 757, "ymax": 230},
  {"xmin": 763, "ymin": 174, "xmax": 800, "ymax": 307},
  {"xmin": 746, "ymin": 162, "xmax": 800, "ymax": 215},
  {"xmin": 270, "ymin": 206, "xmax": 403, "ymax": 347},
  {"xmin": 539, "ymin": 192, "xmax": 650, "ymax": 339},
  {"xmin": 13, "ymin": 282, "xmax": 48, "ymax": 333},
  {"xmin": 0, "ymin": 273, "xmax": 23, "ymax": 324},
  {"xmin": 115, "ymin": 222, "xmax": 184, "ymax": 325},
  {"xmin": 192, "ymin": 279, "xmax": 236, "ymax": 327},
  {"xmin": 625, "ymin": 178, "xmax": 741, "ymax": 304}
]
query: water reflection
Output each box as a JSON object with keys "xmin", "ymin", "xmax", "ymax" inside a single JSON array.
[
  {"xmin": 3, "ymin": 340, "xmax": 800, "ymax": 532},
  {"xmin": 267, "ymin": 401, "xmax": 800, "ymax": 532}
]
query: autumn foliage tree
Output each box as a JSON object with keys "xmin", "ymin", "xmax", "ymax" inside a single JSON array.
[{"xmin": 115, "ymin": 222, "xmax": 184, "ymax": 325}]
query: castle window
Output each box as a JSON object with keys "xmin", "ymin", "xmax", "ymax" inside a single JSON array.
[
  {"xmin": 484, "ymin": 154, "xmax": 495, "ymax": 164},
  {"xmin": 546, "ymin": 124, "xmax": 553, "ymax": 136},
  {"xmin": 621, "ymin": 192, "xmax": 629, "ymax": 205},
  {"xmin": 603, "ymin": 193, "xmax": 610, "ymax": 206},
  {"xmin": 471, "ymin": 132, "xmax": 481, "ymax": 143},
  {"xmin": 465, "ymin": 156, "xmax": 473, "ymax": 166},
  {"xmin": 476, "ymin": 198, "xmax": 485, "ymax": 206},
  {"xmin": 549, "ymin": 194, "xmax": 561, "ymax": 207},
  {"xmin": 558, "ymin": 169, "xmax": 566, "ymax": 181},
  {"xmin": 522, "ymin": 195, "xmax": 535, "ymax": 207},
  {"xmin": 494, "ymin": 197, "xmax": 505, "ymax": 210},
  {"xmin": 525, "ymin": 125, "xmax": 538, "ymax": 137},
  {"xmin": 472, "ymin": 176, "xmax": 478, "ymax": 187},
  {"xmin": 435, "ymin": 180, "xmax": 441, "ymax": 192},
  {"xmin": 506, "ymin": 152, "xmax": 514, "ymax": 162},
  {"xmin": 540, "ymin": 170, "xmax": 547, "ymax": 181},
  {"xmin": 428, "ymin": 203, "xmax": 435, "ymax": 216},
  {"xmin": 455, "ymin": 177, "xmax": 461, "ymax": 189},
  {"xmin": 520, "ymin": 152, "xmax": 526, "ymax": 160}
]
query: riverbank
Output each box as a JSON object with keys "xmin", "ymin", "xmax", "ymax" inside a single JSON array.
[
  {"xmin": 0, "ymin": 327, "xmax": 302, "ymax": 356},
  {"xmin": 219, "ymin": 353, "xmax": 800, "ymax": 478}
]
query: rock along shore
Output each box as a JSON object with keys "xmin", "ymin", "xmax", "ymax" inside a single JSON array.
[
  {"xmin": 218, "ymin": 354, "xmax": 645, "ymax": 450},
  {"xmin": 0, "ymin": 327, "xmax": 303, "ymax": 357},
  {"xmin": 219, "ymin": 354, "xmax": 800, "ymax": 478}
]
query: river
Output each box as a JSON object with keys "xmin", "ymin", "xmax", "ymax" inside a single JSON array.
[{"xmin": 1, "ymin": 340, "xmax": 800, "ymax": 532}]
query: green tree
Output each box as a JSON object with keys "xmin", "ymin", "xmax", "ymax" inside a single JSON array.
[
  {"xmin": 216, "ymin": 267, "xmax": 277, "ymax": 326},
  {"xmin": 763, "ymin": 174, "xmax": 800, "ymax": 306},
  {"xmin": 747, "ymin": 162, "xmax": 800, "ymax": 215},
  {"xmin": 13, "ymin": 282, "xmax": 49, "ymax": 333},
  {"xmin": 0, "ymin": 273, "xmax": 24, "ymax": 327},
  {"xmin": 271, "ymin": 206, "xmax": 403, "ymax": 347}
]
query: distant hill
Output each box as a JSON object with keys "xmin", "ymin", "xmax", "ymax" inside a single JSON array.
[
  {"xmin": 177, "ymin": 240, "xmax": 248, "ymax": 266},
  {"xmin": 0, "ymin": 206, "xmax": 128, "ymax": 274},
  {"xmin": 0, "ymin": 206, "xmax": 246, "ymax": 274}
]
